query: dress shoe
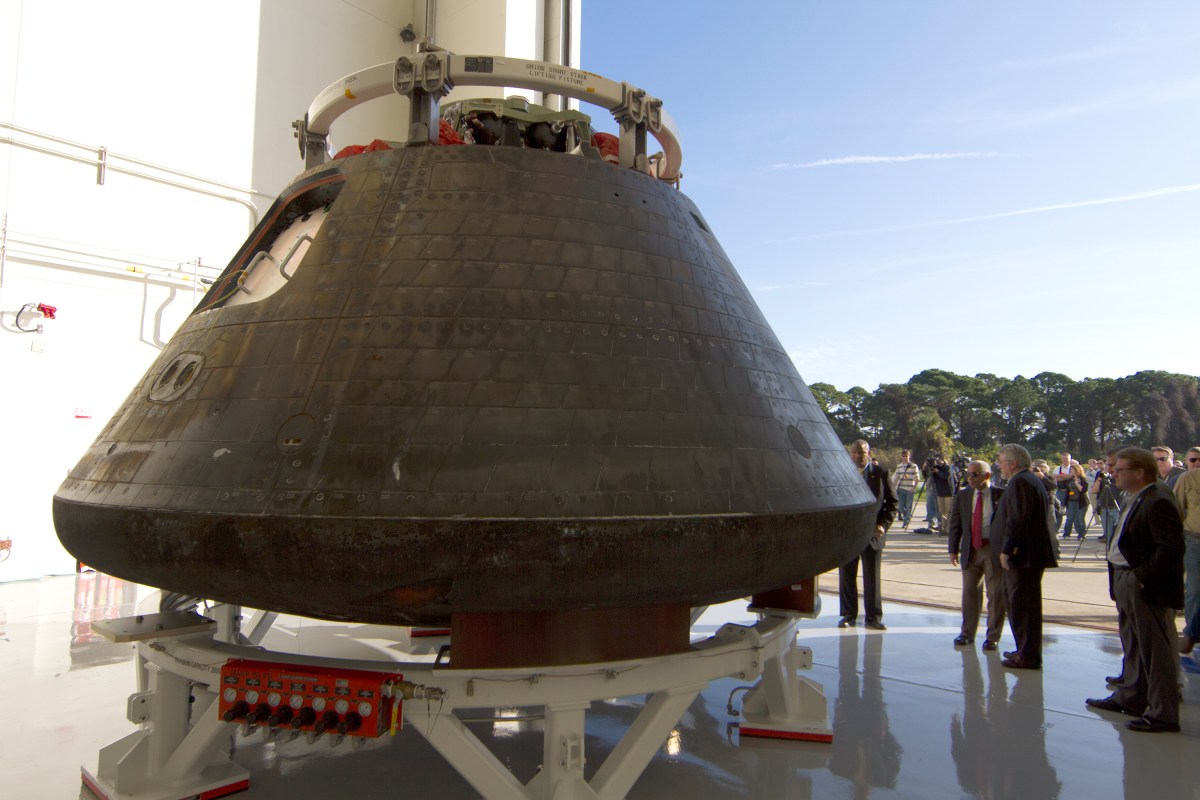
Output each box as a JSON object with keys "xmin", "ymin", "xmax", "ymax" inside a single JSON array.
[
  {"xmin": 865, "ymin": 620, "xmax": 887, "ymax": 631},
  {"xmin": 953, "ymin": 635, "xmax": 973, "ymax": 647},
  {"xmin": 1126, "ymin": 716, "xmax": 1180, "ymax": 733},
  {"xmin": 1085, "ymin": 696, "xmax": 1137, "ymax": 715},
  {"xmin": 1106, "ymin": 674, "xmax": 1123, "ymax": 685},
  {"xmin": 837, "ymin": 616, "xmax": 856, "ymax": 628},
  {"xmin": 981, "ymin": 641, "xmax": 998, "ymax": 652},
  {"xmin": 1001, "ymin": 655, "xmax": 1040, "ymax": 670}
]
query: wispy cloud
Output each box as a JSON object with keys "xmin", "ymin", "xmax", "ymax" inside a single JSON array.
[
  {"xmin": 947, "ymin": 183, "xmax": 1200, "ymax": 224},
  {"xmin": 772, "ymin": 152, "xmax": 1004, "ymax": 170},
  {"xmin": 765, "ymin": 182, "xmax": 1200, "ymax": 243},
  {"xmin": 998, "ymin": 43, "xmax": 1135, "ymax": 70},
  {"xmin": 750, "ymin": 281, "xmax": 829, "ymax": 292},
  {"xmin": 925, "ymin": 75, "xmax": 1200, "ymax": 132}
]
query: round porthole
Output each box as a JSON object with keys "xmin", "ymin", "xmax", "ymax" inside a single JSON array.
[
  {"xmin": 157, "ymin": 362, "xmax": 179, "ymax": 388},
  {"xmin": 149, "ymin": 353, "xmax": 204, "ymax": 402},
  {"xmin": 174, "ymin": 361, "xmax": 197, "ymax": 390},
  {"xmin": 786, "ymin": 424, "xmax": 813, "ymax": 459}
]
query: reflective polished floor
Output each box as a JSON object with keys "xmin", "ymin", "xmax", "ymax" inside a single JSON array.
[{"xmin": 1, "ymin": 572, "xmax": 1197, "ymax": 799}]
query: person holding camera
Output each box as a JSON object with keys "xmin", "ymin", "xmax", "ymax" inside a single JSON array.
[
  {"xmin": 923, "ymin": 475, "xmax": 942, "ymax": 529},
  {"xmin": 1060, "ymin": 463, "xmax": 1090, "ymax": 539},
  {"xmin": 1091, "ymin": 452, "xmax": 1123, "ymax": 545},
  {"xmin": 926, "ymin": 455, "xmax": 955, "ymax": 534},
  {"xmin": 1085, "ymin": 459, "xmax": 1100, "ymax": 516}
]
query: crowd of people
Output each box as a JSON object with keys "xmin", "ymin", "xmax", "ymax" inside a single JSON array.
[{"xmin": 837, "ymin": 439, "xmax": 1200, "ymax": 735}]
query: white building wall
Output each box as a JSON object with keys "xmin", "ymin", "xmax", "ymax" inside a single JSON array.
[
  {"xmin": 1, "ymin": 1, "xmax": 264, "ymax": 581},
  {"xmin": 1, "ymin": 0, "xmax": 517, "ymax": 582}
]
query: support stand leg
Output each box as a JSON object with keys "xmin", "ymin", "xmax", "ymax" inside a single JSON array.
[
  {"xmin": 738, "ymin": 638, "xmax": 831, "ymax": 742},
  {"xmin": 409, "ymin": 687, "xmax": 705, "ymax": 800},
  {"xmin": 408, "ymin": 709, "xmax": 532, "ymax": 800},
  {"xmin": 210, "ymin": 604, "xmax": 244, "ymax": 644},
  {"xmin": 537, "ymin": 701, "xmax": 595, "ymax": 799},
  {"xmin": 590, "ymin": 684, "xmax": 703, "ymax": 800},
  {"xmin": 83, "ymin": 664, "xmax": 247, "ymax": 800}
]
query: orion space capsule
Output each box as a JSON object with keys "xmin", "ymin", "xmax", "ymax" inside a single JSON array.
[{"xmin": 53, "ymin": 53, "xmax": 875, "ymax": 661}]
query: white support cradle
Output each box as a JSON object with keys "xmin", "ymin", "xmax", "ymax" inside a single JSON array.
[{"xmin": 81, "ymin": 603, "xmax": 830, "ymax": 800}]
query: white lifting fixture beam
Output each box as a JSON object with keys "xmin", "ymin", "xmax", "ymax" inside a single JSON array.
[{"xmin": 292, "ymin": 49, "xmax": 683, "ymax": 182}]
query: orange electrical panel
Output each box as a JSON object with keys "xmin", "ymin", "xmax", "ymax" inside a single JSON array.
[{"xmin": 217, "ymin": 659, "xmax": 403, "ymax": 738}]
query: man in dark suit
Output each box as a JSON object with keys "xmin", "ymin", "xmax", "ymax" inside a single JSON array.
[
  {"xmin": 994, "ymin": 443, "xmax": 1057, "ymax": 669},
  {"xmin": 947, "ymin": 460, "xmax": 1006, "ymax": 651},
  {"xmin": 1085, "ymin": 447, "xmax": 1184, "ymax": 733},
  {"xmin": 839, "ymin": 439, "xmax": 898, "ymax": 631}
]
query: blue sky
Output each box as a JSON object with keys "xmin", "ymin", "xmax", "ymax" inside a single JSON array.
[{"xmin": 582, "ymin": 1, "xmax": 1200, "ymax": 391}]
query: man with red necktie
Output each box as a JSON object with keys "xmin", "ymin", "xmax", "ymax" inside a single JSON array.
[{"xmin": 948, "ymin": 460, "xmax": 1007, "ymax": 651}]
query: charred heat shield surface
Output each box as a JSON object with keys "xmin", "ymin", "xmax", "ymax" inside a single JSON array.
[{"xmin": 54, "ymin": 144, "xmax": 876, "ymax": 625}]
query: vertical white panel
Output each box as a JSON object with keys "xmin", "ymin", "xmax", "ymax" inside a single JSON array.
[
  {"xmin": 504, "ymin": 0, "xmax": 540, "ymax": 102},
  {"xmin": 437, "ymin": 0, "xmax": 514, "ymax": 106},
  {"xmin": 0, "ymin": 0, "xmax": 535, "ymax": 582},
  {"xmin": 250, "ymin": 0, "xmax": 417, "ymax": 195},
  {"xmin": 0, "ymin": 2, "xmax": 263, "ymax": 581}
]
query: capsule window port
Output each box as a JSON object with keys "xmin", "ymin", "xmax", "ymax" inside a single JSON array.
[
  {"xmin": 149, "ymin": 353, "xmax": 204, "ymax": 403},
  {"xmin": 157, "ymin": 362, "xmax": 179, "ymax": 387},
  {"xmin": 174, "ymin": 362, "xmax": 197, "ymax": 390}
]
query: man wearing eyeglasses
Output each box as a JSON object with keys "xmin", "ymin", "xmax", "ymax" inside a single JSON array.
[
  {"xmin": 993, "ymin": 443, "xmax": 1058, "ymax": 670},
  {"xmin": 947, "ymin": 460, "xmax": 1006, "ymax": 651},
  {"xmin": 1152, "ymin": 445, "xmax": 1185, "ymax": 489},
  {"xmin": 1174, "ymin": 446, "xmax": 1200, "ymax": 654},
  {"xmin": 1086, "ymin": 447, "xmax": 1184, "ymax": 733}
]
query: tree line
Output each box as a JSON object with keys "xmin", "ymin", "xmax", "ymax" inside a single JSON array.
[{"xmin": 810, "ymin": 369, "xmax": 1200, "ymax": 464}]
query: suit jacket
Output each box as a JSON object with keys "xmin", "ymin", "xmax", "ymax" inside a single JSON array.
[
  {"xmin": 995, "ymin": 469, "xmax": 1058, "ymax": 570},
  {"xmin": 862, "ymin": 464, "xmax": 899, "ymax": 550},
  {"xmin": 1109, "ymin": 484, "xmax": 1185, "ymax": 608},
  {"xmin": 947, "ymin": 484, "xmax": 1005, "ymax": 567}
]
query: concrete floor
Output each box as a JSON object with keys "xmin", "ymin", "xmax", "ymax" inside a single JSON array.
[
  {"xmin": 819, "ymin": 515, "xmax": 1128, "ymax": 633},
  {"xmin": 1, "ymin": 570, "xmax": 1197, "ymax": 800}
]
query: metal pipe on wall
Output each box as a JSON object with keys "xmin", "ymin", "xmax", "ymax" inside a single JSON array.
[
  {"xmin": 424, "ymin": 0, "xmax": 437, "ymax": 44},
  {"xmin": 542, "ymin": 0, "xmax": 567, "ymax": 111},
  {"xmin": 0, "ymin": 122, "xmax": 264, "ymax": 229}
]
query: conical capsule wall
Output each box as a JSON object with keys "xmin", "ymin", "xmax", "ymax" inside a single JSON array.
[{"xmin": 53, "ymin": 144, "xmax": 876, "ymax": 625}]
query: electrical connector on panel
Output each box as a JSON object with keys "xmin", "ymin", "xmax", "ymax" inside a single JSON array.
[{"xmin": 13, "ymin": 302, "xmax": 56, "ymax": 333}]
